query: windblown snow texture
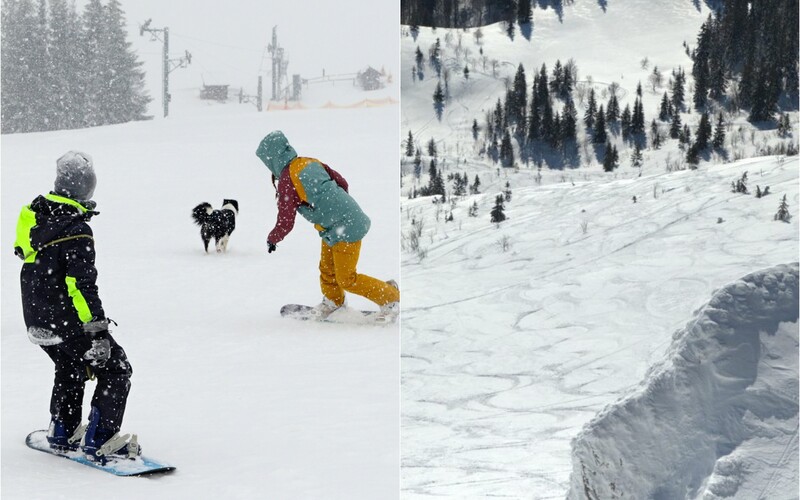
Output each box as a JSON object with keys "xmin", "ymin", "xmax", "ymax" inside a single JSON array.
[{"xmin": 568, "ymin": 263, "xmax": 799, "ymax": 500}]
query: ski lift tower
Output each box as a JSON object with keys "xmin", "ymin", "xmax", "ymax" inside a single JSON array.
[
  {"xmin": 267, "ymin": 26, "xmax": 289, "ymax": 100},
  {"xmin": 140, "ymin": 18, "xmax": 191, "ymax": 117}
]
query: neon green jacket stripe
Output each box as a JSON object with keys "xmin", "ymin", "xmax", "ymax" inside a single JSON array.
[
  {"xmin": 45, "ymin": 193, "xmax": 89, "ymax": 213},
  {"xmin": 15, "ymin": 205, "xmax": 38, "ymax": 263},
  {"xmin": 65, "ymin": 276, "xmax": 94, "ymax": 323},
  {"xmin": 15, "ymin": 196, "xmax": 90, "ymax": 263}
]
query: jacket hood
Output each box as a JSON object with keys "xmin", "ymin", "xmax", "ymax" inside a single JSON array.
[{"xmin": 256, "ymin": 130, "xmax": 298, "ymax": 178}]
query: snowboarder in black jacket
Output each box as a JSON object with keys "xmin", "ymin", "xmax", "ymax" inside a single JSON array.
[{"xmin": 14, "ymin": 151, "xmax": 140, "ymax": 463}]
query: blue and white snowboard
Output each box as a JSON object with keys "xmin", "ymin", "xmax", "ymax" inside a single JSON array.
[
  {"xmin": 280, "ymin": 304, "xmax": 393, "ymax": 324},
  {"xmin": 26, "ymin": 430, "xmax": 175, "ymax": 476}
]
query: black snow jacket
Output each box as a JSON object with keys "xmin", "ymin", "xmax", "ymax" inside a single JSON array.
[{"xmin": 15, "ymin": 194, "xmax": 105, "ymax": 344}]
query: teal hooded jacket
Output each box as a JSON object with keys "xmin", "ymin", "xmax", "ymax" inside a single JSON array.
[{"xmin": 256, "ymin": 131, "xmax": 370, "ymax": 246}]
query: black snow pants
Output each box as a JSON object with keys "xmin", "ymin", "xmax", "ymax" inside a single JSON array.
[{"xmin": 41, "ymin": 334, "xmax": 132, "ymax": 433}]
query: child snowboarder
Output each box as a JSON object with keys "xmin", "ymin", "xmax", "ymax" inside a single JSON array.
[
  {"xmin": 256, "ymin": 130, "xmax": 400, "ymax": 321},
  {"xmin": 14, "ymin": 151, "xmax": 140, "ymax": 464}
]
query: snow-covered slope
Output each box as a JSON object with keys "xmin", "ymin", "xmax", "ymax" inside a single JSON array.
[
  {"xmin": 1, "ymin": 100, "xmax": 400, "ymax": 497},
  {"xmin": 401, "ymin": 153, "xmax": 798, "ymax": 497},
  {"xmin": 569, "ymin": 263, "xmax": 798, "ymax": 500},
  {"xmin": 402, "ymin": 1, "xmax": 797, "ymax": 182},
  {"xmin": 401, "ymin": 2, "xmax": 799, "ymax": 497}
]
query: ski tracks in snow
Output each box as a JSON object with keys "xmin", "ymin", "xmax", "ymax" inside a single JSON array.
[{"xmin": 402, "ymin": 157, "xmax": 799, "ymax": 497}]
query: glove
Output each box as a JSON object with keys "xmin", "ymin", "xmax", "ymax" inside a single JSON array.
[
  {"xmin": 83, "ymin": 319, "xmax": 111, "ymax": 335},
  {"xmin": 267, "ymin": 241, "xmax": 277, "ymax": 253},
  {"xmin": 83, "ymin": 338, "xmax": 111, "ymax": 368},
  {"xmin": 78, "ymin": 318, "xmax": 115, "ymax": 368}
]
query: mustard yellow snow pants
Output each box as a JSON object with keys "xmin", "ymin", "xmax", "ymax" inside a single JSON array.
[{"xmin": 319, "ymin": 240, "xmax": 399, "ymax": 307}]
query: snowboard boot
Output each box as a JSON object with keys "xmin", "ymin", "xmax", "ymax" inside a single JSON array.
[
  {"xmin": 376, "ymin": 280, "xmax": 400, "ymax": 323},
  {"xmin": 310, "ymin": 297, "xmax": 342, "ymax": 319},
  {"xmin": 46, "ymin": 418, "xmax": 86, "ymax": 453},
  {"xmin": 81, "ymin": 406, "xmax": 140, "ymax": 464}
]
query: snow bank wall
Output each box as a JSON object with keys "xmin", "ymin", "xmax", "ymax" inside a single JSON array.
[{"xmin": 567, "ymin": 263, "xmax": 799, "ymax": 500}]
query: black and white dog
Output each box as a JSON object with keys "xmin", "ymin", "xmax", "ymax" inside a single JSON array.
[{"xmin": 191, "ymin": 199, "xmax": 239, "ymax": 253}]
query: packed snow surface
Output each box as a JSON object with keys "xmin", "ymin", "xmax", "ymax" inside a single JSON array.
[
  {"xmin": 401, "ymin": 1, "xmax": 799, "ymax": 497},
  {"xmin": 401, "ymin": 153, "xmax": 799, "ymax": 498},
  {"xmin": 569, "ymin": 263, "xmax": 799, "ymax": 500},
  {"xmin": 2, "ymin": 98, "xmax": 400, "ymax": 498}
]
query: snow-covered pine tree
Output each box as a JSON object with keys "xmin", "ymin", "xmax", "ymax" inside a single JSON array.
[
  {"xmin": 98, "ymin": 0, "xmax": 149, "ymax": 125},
  {"xmin": 692, "ymin": 15, "xmax": 712, "ymax": 110},
  {"xmin": 470, "ymin": 174, "xmax": 481, "ymax": 195},
  {"xmin": 494, "ymin": 98, "xmax": 504, "ymax": 134},
  {"xmin": 2, "ymin": 0, "xmax": 39, "ymax": 133},
  {"xmin": 650, "ymin": 119, "xmax": 662, "ymax": 149},
  {"xmin": 659, "ymin": 92, "xmax": 671, "ymax": 121},
  {"xmin": 621, "ymin": 104, "xmax": 632, "ymax": 139},
  {"xmin": 680, "ymin": 124, "xmax": 692, "ymax": 146},
  {"xmin": 536, "ymin": 63, "xmax": 549, "ymax": 104},
  {"xmin": 584, "ymin": 88, "xmax": 597, "ymax": 129},
  {"xmin": 500, "ymin": 129, "xmax": 514, "ymax": 167},
  {"xmin": 686, "ymin": 142, "xmax": 700, "ymax": 166},
  {"xmin": 606, "ymin": 94, "xmax": 619, "ymax": 124},
  {"xmin": 672, "ymin": 67, "xmax": 686, "ymax": 111},
  {"xmin": 777, "ymin": 113, "xmax": 792, "ymax": 137},
  {"xmin": 427, "ymin": 137, "xmax": 437, "ymax": 157},
  {"xmin": 1, "ymin": 0, "xmax": 148, "ymax": 132},
  {"xmin": 670, "ymin": 110, "xmax": 682, "ymax": 139},
  {"xmin": 433, "ymin": 81, "xmax": 445, "ymax": 116},
  {"xmin": 510, "ymin": 63, "xmax": 528, "ymax": 127},
  {"xmin": 603, "ymin": 142, "xmax": 618, "ymax": 171},
  {"xmin": 593, "ymin": 105, "xmax": 607, "ymax": 144},
  {"xmin": 528, "ymin": 81, "xmax": 541, "ymax": 141},
  {"xmin": 490, "ymin": 194, "xmax": 506, "ymax": 224},
  {"xmin": 550, "ymin": 111, "xmax": 561, "ymax": 148},
  {"xmin": 695, "ymin": 111, "xmax": 712, "ymax": 150},
  {"xmin": 468, "ymin": 200, "xmax": 479, "ymax": 217},
  {"xmin": 562, "ymin": 99, "xmax": 578, "ymax": 141},
  {"xmin": 541, "ymin": 96, "xmax": 554, "ymax": 145},
  {"xmin": 49, "ymin": 0, "xmax": 85, "ymax": 130},
  {"xmin": 712, "ymin": 113, "xmax": 725, "ymax": 148},
  {"xmin": 733, "ymin": 171, "xmax": 749, "ymax": 194},
  {"xmin": 550, "ymin": 60, "xmax": 563, "ymax": 95},
  {"xmin": 632, "ymin": 98, "xmax": 645, "ymax": 136},
  {"xmin": 429, "ymin": 38, "xmax": 442, "ymax": 77},
  {"xmin": 406, "ymin": 131, "xmax": 415, "ymax": 156},
  {"xmin": 775, "ymin": 194, "xmax": 791, "ymax": 222},
  {"xmin": 517, "ymin": 0, "xmax": 532, "ymax": 24},
  {"xmin": 631, "ymin": 142, "xmax": 643, "ymax": 168}
]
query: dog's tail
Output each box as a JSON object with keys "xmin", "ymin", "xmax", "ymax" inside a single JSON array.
[{"xmin": 192, "ymin": 202, "xmax": 213, "ymax": 226}]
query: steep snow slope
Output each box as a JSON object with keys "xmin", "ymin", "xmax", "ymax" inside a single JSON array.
[
  {"xmin": 1, "ymin": 102, "xmax": 400, "ymax": 498},
  {"xmin": 402, "ymin": 1, "xmax": 797, "ymax": 185},
  {"xmin": 569, "ymin": 264, "xmax": 798, "ymax": 500},
  {"xmin": 401, "ymin": 2, "xmax": 799, "ymax": 496},
  {"xmin": 401, "ymin": 154, "xmax": 799, "ymax": 497}
]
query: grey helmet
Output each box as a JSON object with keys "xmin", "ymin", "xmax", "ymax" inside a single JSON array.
[{"xmin": 54, "ymin": 151, "xmax": 96, "ymax": 201}]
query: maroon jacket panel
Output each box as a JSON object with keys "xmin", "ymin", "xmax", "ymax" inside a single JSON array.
[{"xmin": 267, "ymin": 161, "xmax": 348, "ymax": 244}]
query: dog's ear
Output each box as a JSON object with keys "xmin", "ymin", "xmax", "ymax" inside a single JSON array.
[{"xmin": 223, "ymin": 199, "xmax": 239, "ymax": 212}]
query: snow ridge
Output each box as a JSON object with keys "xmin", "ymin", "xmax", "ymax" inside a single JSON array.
[{"xmin": 568, "ymin": 263, "xmax": 799, "ymax": 499}]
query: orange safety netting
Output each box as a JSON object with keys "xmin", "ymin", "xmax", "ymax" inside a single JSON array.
[{"xmin": 267, "ymin": 97, "xmax": 398, "ymax": 111}]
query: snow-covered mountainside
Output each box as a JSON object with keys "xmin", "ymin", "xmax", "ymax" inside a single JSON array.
[
  {"xmin": 400, "ymin": 1, "xmax": 799, "ymax": 497},
  {"xmin": 569, "ymin": 264, "xmax": 798, "ymax": 500},
  {"xmin": 1, "ymin": 95, "xmax": 400, "ymax": 498}
]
